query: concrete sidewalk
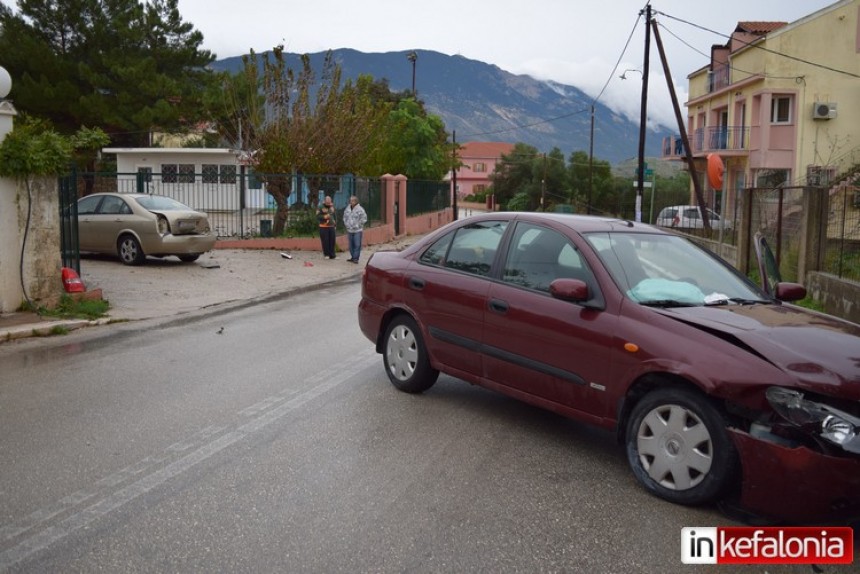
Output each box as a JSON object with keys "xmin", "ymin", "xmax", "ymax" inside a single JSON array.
[{"xmin": 0, "ymin": 234, "xmax": 422, "ymax": 343}]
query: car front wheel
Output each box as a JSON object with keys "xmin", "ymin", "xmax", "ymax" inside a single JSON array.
[
  {"xmin": 117, "ymin": 235, "xmax": 145, "ymax": 265},
  {"xmin": 382, "ymin": 315, "xmax": 439, "ymax": 394},
  {"xmin": 625, "ymin": 387, "xmax": 737, "ymax": 505}
]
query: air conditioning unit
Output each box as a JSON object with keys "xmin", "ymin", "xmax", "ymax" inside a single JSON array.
[{"xmin": 813, "ymin": 101, "xmax": 837, "ymax": 120}]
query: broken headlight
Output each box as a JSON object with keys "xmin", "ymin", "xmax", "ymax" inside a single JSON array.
[{"xmin": 766, "ymin": 387, "xmax": 860, "ymax": 454}]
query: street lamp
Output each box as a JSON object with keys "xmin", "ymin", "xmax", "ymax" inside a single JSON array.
[
  {"xmin": 0, "ymin": 66, "xmax": 11, "ymax": 99},
  {"xmin": 619, "ymin": 68, "xmax": 642, "ymax": 80},
  {"xmin": 407, "ymin": 51, "xmax": 417, "ymax": 97}
]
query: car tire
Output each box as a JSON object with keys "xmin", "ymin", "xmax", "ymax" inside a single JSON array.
[
  {"xmin": 382, "ymin": 315, "xmax": 439, "ymax": 394},
  {"xmin": 178, "ymin": 254, "xmax": 200, "ymax": 262},
  {"xmin": 117, "ymin": 234, "xmax": 145, "ymax": 266},
  {"xmin": 625, "ymin": 387, "xmax": 736, "ymax": 506}
]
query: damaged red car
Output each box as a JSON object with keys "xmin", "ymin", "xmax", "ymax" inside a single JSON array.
[{"xmin": 358, "ymin": 212, "xmax": 860, "ymax": 524}]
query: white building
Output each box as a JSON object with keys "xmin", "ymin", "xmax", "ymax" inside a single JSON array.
[{"xmin": 103, "ymin": 147, "xmax": 273, "ymax": 210}]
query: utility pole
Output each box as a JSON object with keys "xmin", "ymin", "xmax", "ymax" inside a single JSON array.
[
  {"xmin": 588, "ymin": 104, "xmax": 594, "ymax": 215},
  {"xmin": 636, "ymin": 3, "xmax": 651, "ymax": 223},
  {"xmin": 407, "ymin": 51, "xmax": 418, "ymax": 97},
  {"xmin": 541, "ymin": 153, "xmax": 547, "ymax": 211},
  {"xmin": 452, "ymin": 130, "xmax": 458, "ymax": 220},
  {"xmin": 651, "ymin": 19, "xmax": 711, "ymax": 231}
]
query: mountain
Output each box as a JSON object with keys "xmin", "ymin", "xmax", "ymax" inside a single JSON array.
[{"xmin": 212, "ymin": 49, "xmax": 672, "ymax": 165}]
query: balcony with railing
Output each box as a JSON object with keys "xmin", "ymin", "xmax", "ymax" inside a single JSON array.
[{"xmin": 661, "ymin": 126, "xmax": 750, "ymax": 159}]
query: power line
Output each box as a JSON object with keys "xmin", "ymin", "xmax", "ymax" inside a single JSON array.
[
  {"xmin": 592, "ymin": 6, "xmax": 645, "ymax": 105},
  {"xmin": 655, "ymin": 21, "xmax": 805, "ymax": 81},
  {"xmin": 458, "ymin": 107, "xmax": 590, "ymax": 139}
]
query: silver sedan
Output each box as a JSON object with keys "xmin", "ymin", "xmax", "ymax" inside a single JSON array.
[{"xmin": 77, "ymin": 193, "xmax": 216, "ymax": 265}]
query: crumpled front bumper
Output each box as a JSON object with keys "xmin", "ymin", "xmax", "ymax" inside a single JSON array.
[{"xmin": 730, "ymin": 429, "xmax": 860, "ymax": 524}]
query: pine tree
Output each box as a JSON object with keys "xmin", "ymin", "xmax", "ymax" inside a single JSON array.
[{"xmin": 0, "ymin": 0, "xmax": 218, "ymax": 145}]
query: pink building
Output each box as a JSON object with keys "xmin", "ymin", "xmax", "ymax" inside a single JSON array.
[
  {"xmin": 662, "ymin": 1, "xmax": 860, "ymax": 217},
  {"xmin": 452, "ymin": 141, "xmax": 515, "ymax": 198}
]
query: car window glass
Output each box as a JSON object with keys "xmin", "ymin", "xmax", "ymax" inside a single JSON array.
[
  {"xmin": 586, "ymin": 232, "xmax": 764, "ymax": 304},
  {"xmin": 77, "ymin": 195, "xmax": 101, "ymax": 215},
  {"xmin": 442, "ymin": 220, "xmax": 507, "ymax": 276},
  {"xmin": 502, "ymin": 223, "xmax": 591, "ymax": 292},
  {"xmin": 99, "ymin": 195, "xmax": 130, "ymax": 215},
  {"xmin": 684, "ymin": 208, "xmax": 700, "ymax": 220},
  {"xmin": 135, "ymin": 195, "xmax": 190, "ymax": 211},
  {"xmin": 420, "ymin": 233, "xmax": 453, "ymax": 266}
]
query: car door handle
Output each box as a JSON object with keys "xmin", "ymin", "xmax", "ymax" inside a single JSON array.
[
  {"xmin": 489, "ymin": 298, "xmax": 508, "ymax": 314},
  {"xmin": 408, "ymin": 277, "xmax": 425, "ymax": 290}
]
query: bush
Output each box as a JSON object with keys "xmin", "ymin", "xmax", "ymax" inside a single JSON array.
[{"xmin": 287, "ymin": 207, "xmax": 319, "ymax": 236}]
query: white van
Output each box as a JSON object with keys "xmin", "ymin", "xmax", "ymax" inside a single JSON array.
[{"xmin": 655, "ymin": 205, "xmax": 733, "ymax": 230}]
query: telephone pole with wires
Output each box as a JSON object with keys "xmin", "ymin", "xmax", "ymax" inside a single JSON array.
[{"xmin": 636, "ymin": 3, "xmax": 651, "ymax": 223}]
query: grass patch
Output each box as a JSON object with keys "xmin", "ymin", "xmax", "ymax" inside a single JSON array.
[
  {"xmin": 39, "ymin": 295, "xmax": 110, "ymax": 320},
  {"xmin": 793, "ymin": 295, "xmax": 827, "ymax": 313}
]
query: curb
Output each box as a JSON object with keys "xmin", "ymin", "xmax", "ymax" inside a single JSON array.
[{"xmin": 1, "ymin": 318, "xmax": 110, "ymax": 342}]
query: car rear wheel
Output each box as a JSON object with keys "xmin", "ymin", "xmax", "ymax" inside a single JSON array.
[
  {"xmin": 625, "ymin": 387, "xmax": 736, "ymax": 505},
  {"xmin": 382, "ymin": 315, "xmax": 439, "ymax": 394},
  {"xmin": 178, "ymin": 254, "xmax": 200, "ymax": 262},
  {"xmin": 117, "ymin": 235, "xmax": 145, "ymax": 266}
]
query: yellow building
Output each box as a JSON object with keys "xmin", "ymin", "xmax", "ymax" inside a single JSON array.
[{"xmin": 662, "ymin": 0, "xmax": 860, "ymax": 219}]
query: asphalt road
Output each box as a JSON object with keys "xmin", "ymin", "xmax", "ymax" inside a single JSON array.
[{"xmin": 0, "ymin": 283, "xmax": 850, "ymax": 573}]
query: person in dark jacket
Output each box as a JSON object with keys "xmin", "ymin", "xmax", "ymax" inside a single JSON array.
[{"xmin": 317, "ymin": 195, "xmax": 337, "ymax": 259}]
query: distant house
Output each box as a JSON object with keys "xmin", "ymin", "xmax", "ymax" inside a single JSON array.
[
  {"xmin": 450, "ymin": 142, "xmax": 515, "ymax": 199},
  {"xmin": 103, "ymin": 147, "xmax": 272, "ymax": 210},
  {"xmin": 661, "ymin": 0, "xmax": 860, "ymax": 218}
]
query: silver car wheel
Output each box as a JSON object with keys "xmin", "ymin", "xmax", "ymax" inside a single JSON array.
[
  {"xmin": 385, "ymin": 323, "xmax": 418, "ymax": 382},
  {"xmin": 635, "ymin": 403, "xmax": 713, "ymax": 491},
  {"xmin": 117, "ymin": 235, "xmax": 145, "ymax": 265}
]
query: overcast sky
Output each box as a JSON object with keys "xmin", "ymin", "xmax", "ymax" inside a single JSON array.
[
  {"xmin": 3, "ymin": 0, "xmax": 839, "ymax": 131},
  {"xmin": 176, "ymin": 0, "xmax": 836, "ymax": 130}
]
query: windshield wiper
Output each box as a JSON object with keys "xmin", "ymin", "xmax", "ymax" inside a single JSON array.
[
  {"xmin": 704, "ymin": 297, "xmax": 770, "ymax": 306},
  {"xmin": 637, "ymin": 299, "xmax": 700, "ymax": 308}
]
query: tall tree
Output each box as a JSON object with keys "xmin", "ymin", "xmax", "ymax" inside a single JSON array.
[
  {"xmin": 239, "ymin": 48, "xmax": 392, "ymax": 235},
  {"xmin": 0, "ymin": 0, "xmax": 218, "ymax": 145},
  {"xmin": 367, "ymin": 97, "xmax": 449, "ymax": 180},
  {"xmin": 490, "ymin": 143, "xmax": 541, "ymax": 210}
]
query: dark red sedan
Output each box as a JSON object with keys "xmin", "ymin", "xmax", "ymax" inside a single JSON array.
[{"xmin": 358, "ymin": 212, "xmax": 860, "ymax": 524}]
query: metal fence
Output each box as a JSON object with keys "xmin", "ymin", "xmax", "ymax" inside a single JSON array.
[
  {"xmin": 72, "ymin": 172, "xmax": 384, "ymax": 238},
  {"xmin": 58, "ymin": 171, "xmax": 80, "ymax": 274},
  {"xmin": 406, "ymin": 180, "xmax": 451, "ymax": 216},
  {"xmin": 740, "ymin": 181, "xmax": 860, "ymax": 284},
  {"xmin": 747, "ymin": 186, "xmax": 805, "ymax": 283},
  {"xmin": 824, "ymin": 177, "xmax": 860, "ymax": 283}
]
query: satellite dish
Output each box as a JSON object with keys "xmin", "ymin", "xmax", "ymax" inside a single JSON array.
[{"xmin": 707, "ymin": 153, "xmax": 724, "ymax": 190}]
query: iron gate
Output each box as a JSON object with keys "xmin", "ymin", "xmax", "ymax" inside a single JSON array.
[{"xmin": 58, "ymin": 170, "xmax": 80, "ymax": 274}]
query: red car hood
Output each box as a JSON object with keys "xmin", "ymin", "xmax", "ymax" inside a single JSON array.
[{"xmin": 655, "ymin": 304, "xmax": 860, "ymax": 400}]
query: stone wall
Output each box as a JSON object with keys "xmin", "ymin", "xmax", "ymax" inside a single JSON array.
[
  {"xmin": 0, "ymin": 177, "xmax": 64, "ymax": 312},
  {"xmin": 805, "ymin": 272, "xmax": 860, "ymax": 325}
]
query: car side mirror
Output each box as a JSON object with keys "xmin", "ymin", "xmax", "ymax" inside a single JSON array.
[
  {"xmin": 549, "ymin": 278, "xmax": 589, "ymax": 303},
  {"xmin": 774, "ymin": 282, "xmax": 807, "ymax": 302}
]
